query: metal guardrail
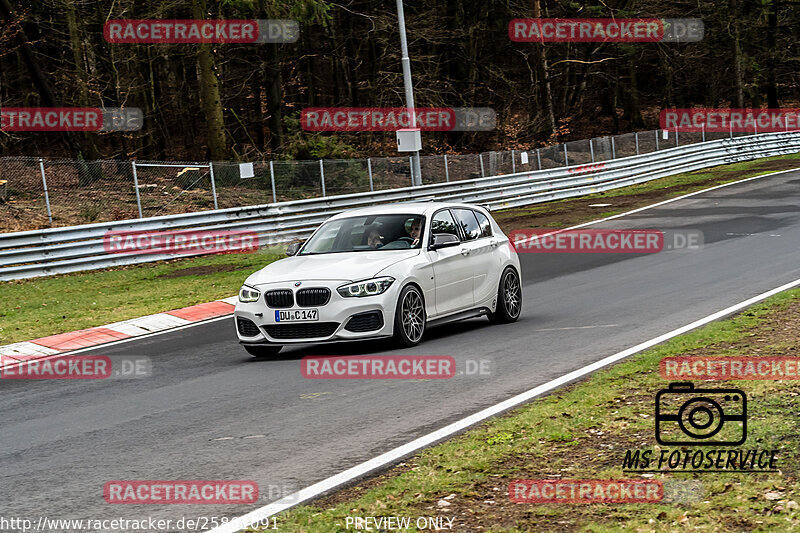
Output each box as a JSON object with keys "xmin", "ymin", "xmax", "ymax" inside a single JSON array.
[
  {"xmin": 1, "ymin": 131, "xmax": 799, "ymax": 281},
  {"xmin": 0, "ymin": 128, "xmax": 700, "ymax": 232}
]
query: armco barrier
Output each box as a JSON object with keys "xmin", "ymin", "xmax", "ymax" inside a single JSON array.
[{"xmin": 1, "ymin": 132, "xmax": 799, "ymax": 281}]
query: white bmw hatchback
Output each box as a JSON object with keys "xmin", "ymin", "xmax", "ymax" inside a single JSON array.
[{"xmin": 234, "ymin": 202, "xmax": 522, "ymax": 357}]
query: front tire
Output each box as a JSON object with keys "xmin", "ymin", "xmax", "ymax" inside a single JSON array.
[
  {"xmin": 244, "ymin": 345, "xmax": 283, "ymax": 358},
  {"xmin": 489, "ymin": 267, "xmax": 522, "ymax": 324},
  {"xmin": 393, "ymin": 285, "xmax": 426, "ymax": 347}
]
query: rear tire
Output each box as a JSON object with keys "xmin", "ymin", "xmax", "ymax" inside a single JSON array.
[
  {"xmin": 393, "ymin": 285, "xmax": 426, "ymax": 347},
  {"xmin": 244, "ymin": 345, "xmax": 283, "ymax": 358},
  {"xmin": 489, "ymin": 267, "xmax": 522, "ymax": 324}
]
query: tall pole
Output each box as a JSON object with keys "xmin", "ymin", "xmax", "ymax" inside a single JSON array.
[
  {"xmin": 269, "ymin": 161, "xmax": 277, "ymax": 203},
  {"xmin": 131, "ymin": 161, "xmax": 143, "ymax": 218},
  {"xmin": 397, "ymin": 0, "xmax": 422, "ymax": 186},
  {"xmin": 39, "ymin": 158, "xmax": 52, "ymax": 225},
  {"xmin": 208, "ymin": 162, "xmax": 218, "ymax": 210}
]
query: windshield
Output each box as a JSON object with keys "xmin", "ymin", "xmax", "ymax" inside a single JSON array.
[{"xmin": 299, "ymin": 214, "xmax": 424, "ymax": 255}]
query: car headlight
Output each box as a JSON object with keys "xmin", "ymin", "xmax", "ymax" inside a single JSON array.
[
  {"xmin": 337, "ymin": 277, "xmax": 395, "ymax": 298},
  {"xmin": 238, "ymin": 285, "xmax": 261, "ymax": 303}
]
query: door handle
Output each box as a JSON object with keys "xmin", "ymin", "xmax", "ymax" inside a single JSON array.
[
  {"xmin": 460, "ymin": 248, "xmax": 470, "ymax": 256},
  {"xmin": 489, "ymin": 240, "xmax": 498, "ymax": 248}
]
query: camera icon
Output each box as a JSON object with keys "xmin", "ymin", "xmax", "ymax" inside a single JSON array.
[{"xmin": 655, "ymin": 382, "xmax": 747, "ymax": 445}]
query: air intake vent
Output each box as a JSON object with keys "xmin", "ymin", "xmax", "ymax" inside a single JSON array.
[
  {"xmin": 236, "ymin": 317, "xmax": 261, "ymax": 337},
  {"xmin": 263, "ymin": 322, "xmax": 339, "ymax": 339},
  {"xmin": 265, "ymin": 289, "xmax": 294, "ymax": 308},
  {"xmin": 296, "ymin": 287, "xmax": 331, "ymax": 307},
  {"xmin": 345, "ymin": 311, "xmax": 384, "ymax": 332}
]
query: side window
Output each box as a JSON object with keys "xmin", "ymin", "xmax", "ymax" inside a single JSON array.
[
  {"xmin": 453, "ymin": 208, "xmax": 481, "ymax": 241},
  {"xmin": 431, "ymin": 210, "xmax": 459, "ymax": 238},
  {"xmin": 474, "ymin": 210, "xmax": 493, "ymax": 238}
]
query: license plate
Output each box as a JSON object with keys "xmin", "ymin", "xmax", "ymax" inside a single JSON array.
[{"xmin": 275, "ymin": 309, "xmax": 319, "ymax": 322}]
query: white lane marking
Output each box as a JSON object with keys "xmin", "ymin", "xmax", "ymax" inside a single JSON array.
[
  {"xmin": 210, "ymin": 276, "xmax": 800, "ymax": 533},
  {"xmin": 588, "ymin": 203, "xmax": 613, "ymax": 207},
  {"xmin": 122, "ymin": 313, "xmax": 191, "ymax": 332},
  {"xmin": 725, "ymin": 233, "xmax": 783, "ymax": 237},
  {"xmin": 513, "ymin": 167, "xmax": 800, "ymax": 248},
  {"xmin": 220, "ymin": 296, "xmax": 239, "ymax": 305},
  {"xmin": 103, "ymin": 320, "xmax": 158, "ymax": 337},
  {"xmin": 533, "ymin": 324, "xmax": 618, "ymax": 332},
  {"xmin": 300, "ymin": 392, "xmax": 332, "ymax": 400},
  {"xmin": 0, "ymin": 342, "xmax": 60, "ymax": 357}
]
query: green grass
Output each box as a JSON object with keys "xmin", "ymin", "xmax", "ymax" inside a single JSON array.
[
  {"xmin": 257, "ymin": 290, "xmax": 800, "ymax": 532},
  {"xmin": 0, "ymin": 249, "xmax": 283, "ymax": 344}
]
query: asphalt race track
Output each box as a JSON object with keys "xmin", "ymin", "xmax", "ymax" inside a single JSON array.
[{"xmin": 4, "ymin": 170, "xmax": 800, "ymax": 529}]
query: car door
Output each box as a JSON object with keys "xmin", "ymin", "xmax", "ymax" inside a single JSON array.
[
  {"xmin": 426, "ymin": 209, "xmax": 474, "ymax": 316},
  {"xmin": 451, "ymin": 208, "xmax": 501, "ymax": 307},
  {"xmin": 469, "ymin": 209, "xmax": 504, "ymax": 305}
]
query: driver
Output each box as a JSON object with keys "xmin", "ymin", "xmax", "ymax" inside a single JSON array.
[
  {"xmin": 407, "ymin": 219, "xmax": 421, "ymax": 246},
  {"xmin": 391, "ymin": 218, "xmax": 422, "ymax": 248}
]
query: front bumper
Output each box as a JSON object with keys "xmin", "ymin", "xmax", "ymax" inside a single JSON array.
[{"xmin": 234, "ymin": 279, "xmax": 398, "ymax": 345}]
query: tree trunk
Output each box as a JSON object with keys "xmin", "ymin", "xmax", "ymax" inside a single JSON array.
[
  {"xmin": 533, "ymin": 0, "xmax": 555, "ymax": 137},
  {"xmin": 730, "ymin": 0, "xmax": 745, "ymax": 108},
  {"xmin": 251, "ymin": 75, "xmax": 265, "ymax": 150},
  {"xmin": 624, "ymin": 55, "xmax": 645, "ymax": 128},
  {"xmin": 65, "ymin": 0, "xmax": 100, "ymax": 164},
  {"xmin": 265, "ymin": 44, "xmax": 284, "ymax": 152},
  {"xmin": 0, "ymin": 0, "xmax": 86, "ymax": 163},
  {"xmin": 191, "ymin": 0, "xmax": 229, "ymax": 160},
  {"xmin": 765, "ymin": 0, "xmax": 779, "ymax": 108}
]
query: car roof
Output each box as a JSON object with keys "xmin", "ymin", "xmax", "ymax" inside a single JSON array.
[{"xmin": 327, "ymin": 201, "xmax": 488, "ymax": 220}]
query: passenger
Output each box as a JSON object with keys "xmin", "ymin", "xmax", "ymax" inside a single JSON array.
[{"xmin": 367, "ymin": 228, "xmax": 383, "ymax": 249}]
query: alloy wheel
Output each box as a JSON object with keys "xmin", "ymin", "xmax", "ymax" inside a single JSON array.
[
  {"xmin": 503, "ymin": 270, "xmax": 521, "ymax": 319},
  {"xmin": 401, "ymin": 289, "xmax": 424, "ymax": 342}
]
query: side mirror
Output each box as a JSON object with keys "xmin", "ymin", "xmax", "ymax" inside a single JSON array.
[
  {"xmin": 286, "ymin": 242, "xmax": 302, "ymax": 256},
  {"xmin": 430, "ymin": 233, "xmax": 460, "ymax": 250}
]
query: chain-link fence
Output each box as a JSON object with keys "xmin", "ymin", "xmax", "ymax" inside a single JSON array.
[{"xmin": 0, "ymin": 127, "xmax": 768, "ymax": 232}]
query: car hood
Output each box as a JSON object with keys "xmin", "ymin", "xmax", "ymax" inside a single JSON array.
[{"xmin": 245, "ymin": 250, "xmax": 419, "ymax": 286}]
